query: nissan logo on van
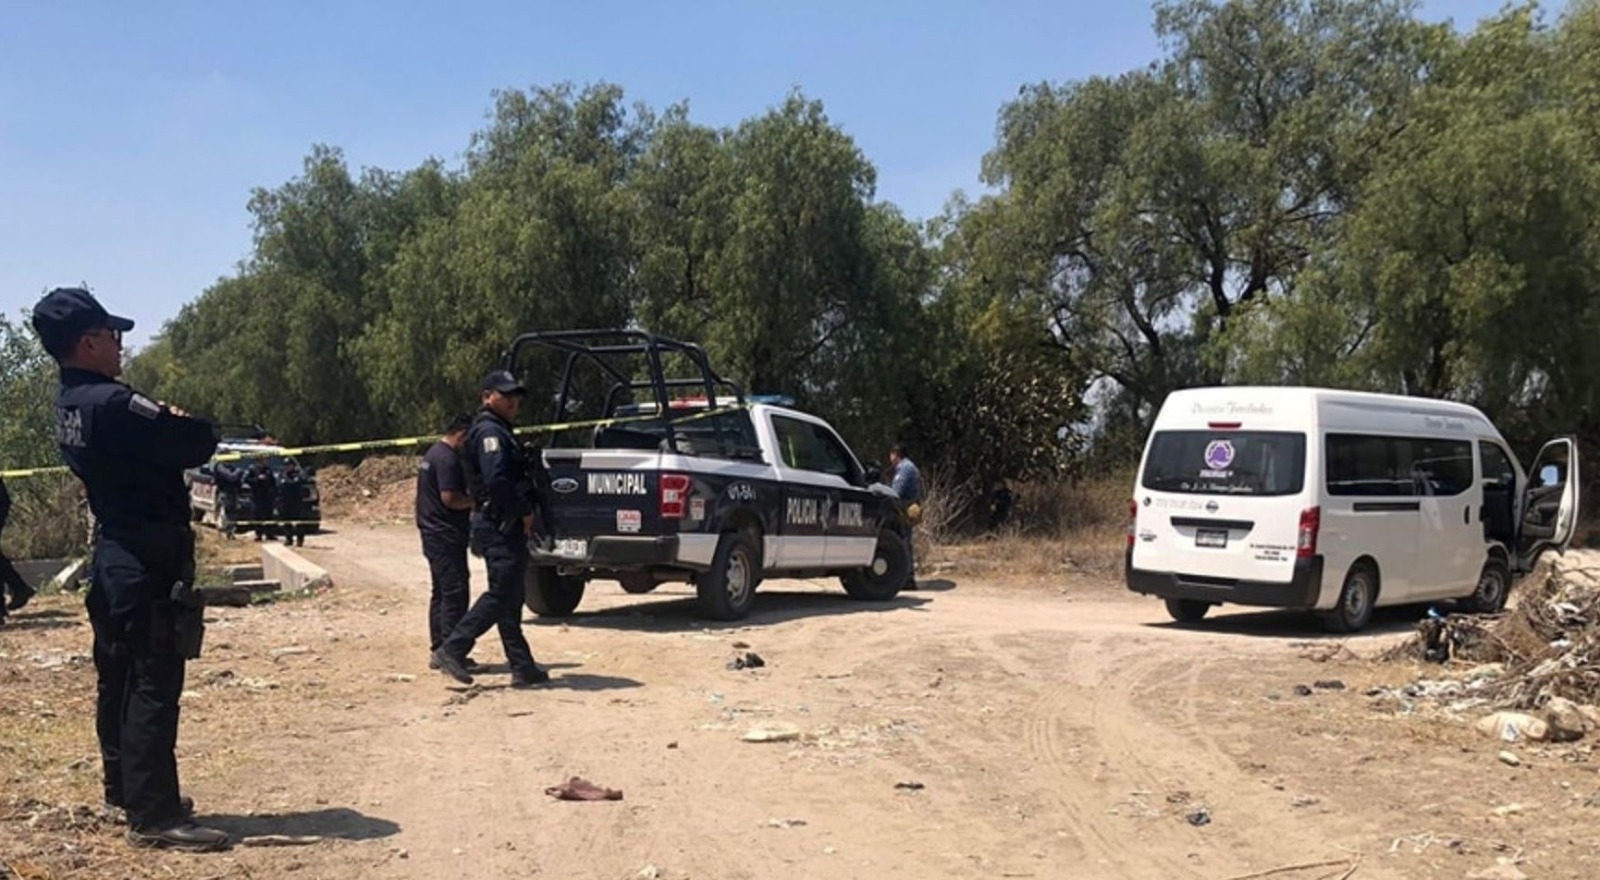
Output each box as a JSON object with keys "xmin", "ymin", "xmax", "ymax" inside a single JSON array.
[
  {"xmin": 552, "ymin": 477, "xmax": 579, "ymax": 495},
  {"xmin": 1205, "ymin": 500, "xmax": 1219, "ymax": 513}
]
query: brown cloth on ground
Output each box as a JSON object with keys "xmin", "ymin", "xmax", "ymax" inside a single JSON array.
[{"xmin": 545, "ymin": 776, "xmax": 623, "ymax": 801}]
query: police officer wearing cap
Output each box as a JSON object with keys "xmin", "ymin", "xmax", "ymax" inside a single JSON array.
[
  {"xmin": 31, "ymin": 288, "xmax": 231, "ymax": 852},
  {"xmin": 431, "ymin": 370, "xmax": 549, "ymax": 688}
]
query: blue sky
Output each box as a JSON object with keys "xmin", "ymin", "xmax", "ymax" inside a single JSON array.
[{"xmin": 0, "ymin": 0, "xmax": 1561, "ymax": 348}]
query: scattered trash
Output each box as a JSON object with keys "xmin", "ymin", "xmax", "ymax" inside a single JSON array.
[
  {"xmin": 1293, "ymin": 685, "xmax": 1314, "ymax": 697},
  {"xmin": 1490, "ymin": 803, "xmax": 1529, "ymax": 817},
  {"xmin": 731, "ymin": 641, "xmax": 750, "ymax": 649},
  {"xmin": 544, "ymin": 776, "xmax": 623, "ymax": 802},
  {"xmin": 240, "ymin": 834, "xmax": 324, "ymax": 847},
  {"xmin": 742, "ymin": 725, "xmax": 801, "ymax": 743},
  {"xmin": 895, "ymin": 781, "xmax": 926, "ymax": 791},
  {"xmin": 666, "ymin": 741, "xmax": 679, "ymax": 749},
  {"xmin": 1312, "ymin": 679, "xmax": 1346, "ymax": 691},
  {"xmin": 1476, "ymin": 712, "xmax": 1548, "ymax": 742},
  {"xmin": 1543, "ymin": 696, "xmax": 1588, "ymax": 742},
  {"xmin": 271, "ymin": 645, "xmax": 313, "ymax": 660},
  {"xmin": 633, "ymin": 866, "xmax": 661, "ymax": 880},
  {"xmin": 385, "ymin": 673, "xmax": 416, "ymax": 683},
  {"xmin": 765, "ymin": 817, "xmax": 808, "ymax": 829},
  {"xmin": 1289, "ymin": 795, "xmax": 1320, "ymax": 808},
  {"xmin": 726, "ymin": 651, "xmax": 766, "ymax": 671},
  {"xmin": 1497, "ymin": 751, "xmax": 1522, "ymax": 767},
  {"xmin": 1186, "ymin": 806, "xmax": 1211, "ymax": 826}
]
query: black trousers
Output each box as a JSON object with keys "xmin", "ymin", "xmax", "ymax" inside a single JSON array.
[
  {"xmin": 441, "ymin": 526, "xmax": 535, "ymax": 672},
  {"xmin": 421, "ymin": 534, "xmax": 470, "ymax": 651},
  {"xmin": 0, "ymin": 549, "xmax": 31, "ymax": 606},
  {"xmin": 89, "ymin": 527, "xmax": 190, "ymax": 830}
]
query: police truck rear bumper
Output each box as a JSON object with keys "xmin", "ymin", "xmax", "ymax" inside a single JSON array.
[
  {"xmin": 1125, "ymin": 550, "xmax": 1324, "ymax": 609},
  {"xmin": 534, "ymin": 535, "xmax": 704, "ymax": 571}
]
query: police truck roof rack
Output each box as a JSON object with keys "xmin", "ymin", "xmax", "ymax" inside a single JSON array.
[{"xmin": 502, "ymin": 329, "xmax": 748, "ymax": 456}]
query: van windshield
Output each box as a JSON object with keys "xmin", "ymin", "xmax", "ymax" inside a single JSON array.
[{"xmin": 1141, "ymin": 431, "xmax": 1307, "ymax": 496}]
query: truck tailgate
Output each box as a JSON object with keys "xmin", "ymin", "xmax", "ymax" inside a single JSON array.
[{"xmin": 543, "ymin": 450, "xmax": 670, "ymax": 542}]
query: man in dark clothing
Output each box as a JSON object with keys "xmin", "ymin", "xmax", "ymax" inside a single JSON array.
[
  {"xmin": 275, "ymin": 459, "xmax": 310, "ymax": 547},
  {"xmin": 431, "ymin": 371, "xmax": 548, "ymax": 689},
  {"xmin": 245, "ymin": 459, "xmax": 277, "ymax": 542},
  {"xmin": 1, "ymin": 477, "xmax": 38, "ymax": 624},
  {"xmin": 31, "ymin": 287, "xmax": 230, "ymax": 852},
  {"xmin": 416, "ymin": 414, "xmax": 475, "ymax": 666}
]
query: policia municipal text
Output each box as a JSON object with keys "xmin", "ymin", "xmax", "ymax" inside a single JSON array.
[{"xmin": 32, "ymin": 288, "xmax": 231, "ymax": 852}]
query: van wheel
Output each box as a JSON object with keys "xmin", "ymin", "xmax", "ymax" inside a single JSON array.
[
  {"xmin": 525, "ymin": 569, "xmax": 586, "ymax": 617},
  {"xmin": 841, "ymin": 529, "xmax": 910, "ymax": 601},
  {"xmin": 1459, "ymin": 559, "xmax": 1510, "ymax": 614},
  {"xmin": 1164, "ymin": 598, "xmax": 1212, "ymax": 624},
  {"xmin": 696, "ymin": 532, "xmax": 760, "ymax": 621},
  {"xmin": 1321, "ymin": 563, "xmax": 1376, "ymax": 633}
]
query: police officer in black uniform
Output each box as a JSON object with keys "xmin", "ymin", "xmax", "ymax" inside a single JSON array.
[
  {"xmin": 276, "ymin": 458, "xmax": 309, "ymax": 547},
  {"xmin": 32, "ymin": 288, "xmax": 231, "ymax": 852},
  {"xmin": 245, "ymin": 458, "xmax": 277, "ymax": 542},
  {"xmin": 1, "ymin": 476, "xmax": 38, "ymax": 623},
  {"xmin": 430, "ymin": 371, "xmax": 549, "ymax": 688}
]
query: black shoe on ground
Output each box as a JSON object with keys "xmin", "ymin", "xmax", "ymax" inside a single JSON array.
[
  {"xmin": 430, "ymin": 649, "xmax": 474, "ymax": 685},
  {"xmin": 510, "ymin": 667, "xmax": 550, "ymax": 688},
  {"xmin": 7, "ymin": 586, "xmax": 34, "ymax": 611},
  {"xmin": 103, "ymin": 795, "xmax": 195, "ymax": 826},
  {"xmin": 126, "ymin": 820, "xmax": 231, "ymax": 852},
  {"xmin": 429, "ymin": 654, "xmax": 481, "ymax": 671}
]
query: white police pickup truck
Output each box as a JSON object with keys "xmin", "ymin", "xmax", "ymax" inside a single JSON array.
[{"xmin": 507, "ymin": 330, "xmax": 912, "ymax": 621}]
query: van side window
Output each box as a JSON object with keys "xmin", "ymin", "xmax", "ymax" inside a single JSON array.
[
  {"xmin": 1478, "ymin": 443, "xmax": 1515, "ymax": 489},
  {"xmin": 1326, "ymin": 435, "xmax": 1473, "ymax": 497},
  {"xmin": 1410, "ymin": 438, "xmax": 1474, "ymax": 497}
]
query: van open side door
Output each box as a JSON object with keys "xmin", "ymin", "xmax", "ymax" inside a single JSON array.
[{"xmin": 1517, "ymin": 437, "xmax": 1581, "ymax": 571}]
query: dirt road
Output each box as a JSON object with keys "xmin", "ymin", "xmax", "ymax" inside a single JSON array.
[{"xmin": 6, "ymin": 524, "xmax": 1599, "ymax": 879}]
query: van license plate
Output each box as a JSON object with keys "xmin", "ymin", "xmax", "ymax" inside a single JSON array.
[
  {"xmin": 555, "ymin": 538, "xmax": 587, "ymax": 559},
  {"xmin": 1195, "ymin": 529, "xmax": 1228, "ymax": 549}
]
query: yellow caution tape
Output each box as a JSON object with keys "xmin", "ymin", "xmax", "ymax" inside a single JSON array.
[{"xmin": 1, "ymin": 404, "xmax": 749, "ymax": 479}]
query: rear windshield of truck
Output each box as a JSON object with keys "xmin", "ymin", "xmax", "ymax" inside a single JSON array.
[{"xmin": 1140, "ymin": 431, "xmax": 1307, "ymax": 496}]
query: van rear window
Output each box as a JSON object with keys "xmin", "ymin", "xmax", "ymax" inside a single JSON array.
[{"xmin": 1140, "ymin": 431, "xmax": 1307, "ymax": 496}]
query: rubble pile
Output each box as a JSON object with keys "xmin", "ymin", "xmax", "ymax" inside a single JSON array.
[
  {"xmin": 317, "ymin": 455, "xmax": 419, "ymax": 521},
  {"xmin": 1386, "ymin": 553, "xmax": 1600, "ymax": 711}
]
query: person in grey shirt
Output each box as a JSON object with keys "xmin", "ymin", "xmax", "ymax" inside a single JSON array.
[{"xmin": 886, "ymin": 443, "xmax": 922, "ymax": 590}]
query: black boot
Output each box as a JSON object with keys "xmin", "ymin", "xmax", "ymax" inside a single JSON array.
[{"xmin": 125, "ymin": 819, "xmax": 231, "ymax": 852}]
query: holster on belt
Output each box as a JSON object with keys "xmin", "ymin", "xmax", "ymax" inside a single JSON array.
[{"xmin": 170, "ymin": 529, "xmax": 206, "ymax": 660}]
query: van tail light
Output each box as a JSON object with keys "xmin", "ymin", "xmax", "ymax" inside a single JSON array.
[
  {"xmin": 1297, "ymin": 506, "xmax": 1321, "ymax": 558},
  {"xmin": 660, "ymin": 473, "xmax": 692, "ymax": 519},
  {"xmin": 1126, "ymin": 499, "xmax": 1138, "ymax": 548}
]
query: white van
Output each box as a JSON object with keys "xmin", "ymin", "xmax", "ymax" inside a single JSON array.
[{"xmin": 1125, "ymin": 387, "xmax": 1581, "ymax": 632}]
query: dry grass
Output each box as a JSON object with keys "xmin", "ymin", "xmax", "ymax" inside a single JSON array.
[{"xmin": 918, "ymin": 474, "xmax": 1131, "ymax": 584}]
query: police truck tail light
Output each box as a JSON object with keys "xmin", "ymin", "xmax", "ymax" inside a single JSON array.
[
  {"xmin": 660, "ymin": 473, "xmax": 692, "ymax": 519},
  {"xmin": 1126, "ymin": 499, "xmax": 1138, "ymax": 548},
  {"xmin": 1297, "ymin": 506, "xmax": 1321, "ymax": 559}
]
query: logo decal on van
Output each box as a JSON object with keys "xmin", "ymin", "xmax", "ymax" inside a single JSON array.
[
  {"xmin": 1203, "ymin": 440, "xmax": 1236, "ymax": 470},
  {"xmin": 552, "ymin": 477, "xmax": 579, "ymax": 494}
]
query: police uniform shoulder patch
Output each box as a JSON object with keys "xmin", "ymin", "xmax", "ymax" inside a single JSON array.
[
  {"xmin": 129, "ymin": 394, "xmax": 161, "ymax": 420},
  {"xmin": 482, "ymin": 436, "xmax": 501, "ymax": 454}
]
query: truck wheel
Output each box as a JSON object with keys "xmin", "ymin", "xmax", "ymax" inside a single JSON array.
[
  {"xmin": 1320, "ymin": 563, "xmax": 1376, "ymax": 633},
  {"xmin": 619, "ymin": 573, "xmax": 658, "ymax": 595},
  {"xmin": 1459, "ymin": 558, "xmax": 1510, "ymax": 614},
  {"xmin": 1164, "ymin": 598, "xmax": 1212, "ymax": 624},
  {"xmin": 525, "ymin": 568, "xmax": 586, "ymax": 617},
  {"xmin": 841, "ymin": 528, "xmax": 910, "ymax": 601},
  {"xmin": 696, "ymin": 532, "xmax": 760, "ymax": 621}
]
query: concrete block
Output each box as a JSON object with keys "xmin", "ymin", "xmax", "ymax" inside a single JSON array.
[{"xmin": 260, "ymin": 543, "xmax": 331, "ymax": 594}]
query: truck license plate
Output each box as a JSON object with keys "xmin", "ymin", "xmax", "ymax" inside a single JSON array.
[
  {"xmin": 1195, "ymin": 529, "xmax": 1228, "ymax": 549},
  {"xmin": 555, "ymin": 538, "xmax": 587, "ymax": 559}
]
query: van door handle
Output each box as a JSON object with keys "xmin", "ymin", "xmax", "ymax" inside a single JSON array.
[{"xmin": 1463, "ymin": 506, "xmax": 1471, "ymax": 525}]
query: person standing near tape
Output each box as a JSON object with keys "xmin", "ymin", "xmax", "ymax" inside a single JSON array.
[
  {"xmin": 31, "ymin": 287, "xmax": 230, "ymax": 852},
  {"xmin": 417, "ymin": 414, "xmax": 477, "ymax": 670},
  {"xmin": 1, "ymin": 476, "xmax": 38, "ymax": 624},
  {"xmin": 245, "ymin": 458, "xmax": 277, "ymax": 542},
  {"xmin": 431, "ymin": 371, "xmax": 549, "ymax": 688}
]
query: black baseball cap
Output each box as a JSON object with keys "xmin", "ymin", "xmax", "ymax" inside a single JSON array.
[
  {"xmin": 31, "ymin": 287, "xmax": 134, "ymax": 357},
  {"xmin": 481, "ymin": 370, "xmax": 526, "ymax": 395}
]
